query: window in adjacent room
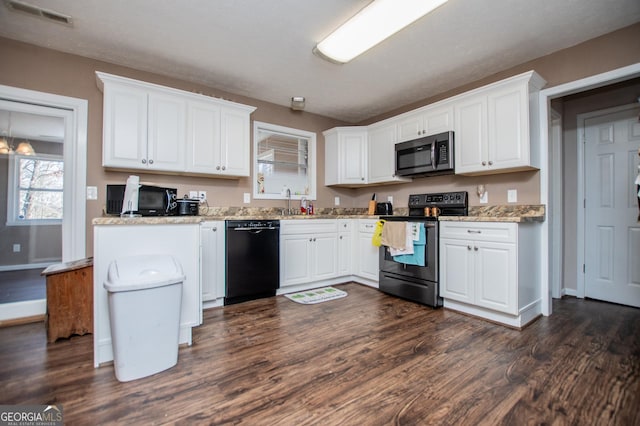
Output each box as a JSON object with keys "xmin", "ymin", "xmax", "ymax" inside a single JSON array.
[{"xmin": 6, "ymin": 153, "xmax": 64, "ymax": 225}]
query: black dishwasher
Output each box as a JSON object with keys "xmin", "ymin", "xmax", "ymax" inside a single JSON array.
[{"xmin": 225, "ymin": 220, "xmax": 280, "ymax": 305}]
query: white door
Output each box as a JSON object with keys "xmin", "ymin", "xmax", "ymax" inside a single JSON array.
[{"xmin": 584, "ymin": 105, "xmax": 640, "ymax": 307}]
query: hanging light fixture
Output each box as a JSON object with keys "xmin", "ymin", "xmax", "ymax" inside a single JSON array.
[
  {"xmin": 0, "ymin": 112, "xmax": 37, "ymax": 155},
  {"xmin": 15, "ymin": 140, "xmax": 36, "ymax": 155},
  {"xmin": 313, "ymin": 0, "xmax": 449, "ymax": 64},
  {"xmin": 0, "ymin": 137, "xmax": 12, "ymax": 154}
]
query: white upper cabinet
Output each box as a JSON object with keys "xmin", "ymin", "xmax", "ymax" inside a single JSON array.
[
  {"xmin": 368, "ymin": 122, "xmax": 411, "ymax": 185},
  {"xmin": 324, "ymin": 127, "xmax": 368, "ymax": 186},
  {"xmin": 454, "ymin": 71, "xmax": 546, "ymax": 175},
  {"xmin": 97, "ymin": 71, "xmax": 256, "ymax": 177},
  {"xmin": 396, "ymin": 103, "xmax": 454, "ymax": 143}
]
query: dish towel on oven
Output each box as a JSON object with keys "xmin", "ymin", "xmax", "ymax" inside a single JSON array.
[
  {"xmin": 392, "ymin": 223, "xmax": 426, "ymax": 266},
  {"xmin": 389, "ymin": 222, "xmax": 416, "ymax": 256},
  {"xmin": 381, "ymin": 221, "xmax": 408, "ymax": 250}
]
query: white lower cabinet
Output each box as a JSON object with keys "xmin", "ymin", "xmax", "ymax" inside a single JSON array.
[
  {"xmin": 356, "ymin": 219, "xmax": 379, "ymax": 284},
  {"xmin": 337, "ymin": 219, "xmax": 353, "ymax": 276},
  {"xmin": 280, "ymin": 220, "xmax": 338, "ymax": 288},
  {"xmin": 200, "ymin": 221, "xmax": 225, "ymax": 303},
  {"xmin": 439, "ymin": 221, "xmax": 541, "ymax": 327}
]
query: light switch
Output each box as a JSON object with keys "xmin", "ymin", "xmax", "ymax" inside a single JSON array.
[
  {"xmin": 480, "ymin": 191, "xmax": 488, "ymax": 204},
  {"xmin": 86, "ymin": 186, "xmax": 98, "ymax": 200},
  {"xmin": 334, "ymin": 196, "xmax": 340, "ymax": 206},
  {"xmin": 189, "ymin": 190, "xmax": 198, "ymax": 199},
  {"xmin": 243, "ymin": 193, "xmax": 251, "ymax": 203},
  {"xmin": 387, "ymin": 196, "xmax": 393, "ymax": 204},
  {"xmin": 507, "ymin": 189, "xmax": 517, "ymax": 203}
]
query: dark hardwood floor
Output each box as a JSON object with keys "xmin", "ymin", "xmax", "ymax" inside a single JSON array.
[
  {"xmin": 0, "ymin": 268, "xmax": 46, "ymax": 303},
  {"xmin": 0, "ymin": 282, "xmax": 638, "ymax": 425}
]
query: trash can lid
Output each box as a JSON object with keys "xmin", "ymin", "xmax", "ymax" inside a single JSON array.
[{"xmin": 103, "ymin": 254, "xmax": 185, "ymax": 292}]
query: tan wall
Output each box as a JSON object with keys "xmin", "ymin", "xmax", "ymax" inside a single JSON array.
[{"xmin": 0, "ymin": 22, "xmax": 639, "ymax": 257}]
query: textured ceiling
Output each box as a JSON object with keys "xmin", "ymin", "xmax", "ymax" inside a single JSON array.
[{"xmin": 1, "ymin": 0, "xmax": 639, "ymax": 123}]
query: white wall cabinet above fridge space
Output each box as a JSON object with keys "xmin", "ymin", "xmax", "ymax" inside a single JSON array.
[
  {"xmin": 96, "ymin": 72, "xmax": 256, "ymax": 178},
  {"xmin": 453, "ymin": 71, "xmax": 546, "ymax": 175}
]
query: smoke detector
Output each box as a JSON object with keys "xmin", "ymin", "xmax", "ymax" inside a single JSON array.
[{"xmin": 4, "ymin": 0, "xmax": 73, "ymax": 26}]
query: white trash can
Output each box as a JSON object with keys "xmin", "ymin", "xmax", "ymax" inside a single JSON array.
[{"xmin": 104, "ymin": 254, "xmax": 185, "ymax": 382}]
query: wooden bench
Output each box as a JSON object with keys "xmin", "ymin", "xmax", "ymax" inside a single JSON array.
[{"xmin": 41, "ymin": 258, "xmax": 93, "ymax": 343}]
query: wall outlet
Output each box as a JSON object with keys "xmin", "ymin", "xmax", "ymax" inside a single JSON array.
[
  {"xmin": 243, "ymin": 193, "xmax": 251, "ymax": 204},
  {"xmin": 13, "ymin": 244, "xmax": 20, "ymax": 253},
  {"xmin": 480, "ymin": 191, "xmax": 489, "ymax": 204},
  {"xmin": 387, "ymin": 195, "xmax": 393, "ymax": 204},
  {"xmin": 507, "ymin": 189, "xmax": 518, "ymax": 203},
  {"xmin": 334, "ymin": 196, "xmax": 340, "ymax": 206},
  {"xmin": 86, "ymin": 186, "xmax": 98, "ymax": 200},
  {"xmin": 189, "ymin": 190, "xmax": 198, "ymax": 199},
  {"xmin": 198, "ymin": 191, "xmax": 207, "ymax": 203}
]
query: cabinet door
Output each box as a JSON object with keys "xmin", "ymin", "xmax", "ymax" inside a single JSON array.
[
  {"xmin": 280, "ymin": 234, "xmax": 312, "ymax": 287},
  {"xmin": 356, "ymin": 222, "xmax": 379, "ymax": 282},
  {"xmin": 220, "ymin": 107, "xmax": 251, "ymax": 176},
  {"xmin": 313, "ymin": 234, "xmax": 338, "ymax": 280},
  {"xmin": 368, "ymin": 123, "xmax": 400, "ymax": 184},
  {"xmin": 102, "ymin": 84, "xmax": 148, "ymax": 169},
  {"xmin": 148, "ymin": 92, "xmax": 187, "ymax": 172},
  {"xmin": 475, "ymin": 241, "xmax": 517, "ymax": 314},
  {"xmin": 396, "ymin": 111, "xmax": 424, "ymax": 142},
  {"xmin": 487, "ymin": 84, "xmax": 528, "ymax": 170},
  {"xmin": 186, "ymin": 100, "xmax": 221, "ymax": 174},
  {"xmin": 340, "ymin": 131, "xmax": 367, "ymax": 184},
  {"xmin": 439, "ymin": 238, "xmax": 475, "ymax": 304},
  {"xmin": 424, "ymin": 104, "xmax": 454, "ymax": 135},
  {"xmin": 200, "ymin": 222, "xmax": 224, "ymax": 302},
  {"xmin": 454, "ymin": 95, "xmax": 487, "ymax": 174},
  {"xmin": 338, "ymin": 232, "xmax": 352, "ymax": 276}
]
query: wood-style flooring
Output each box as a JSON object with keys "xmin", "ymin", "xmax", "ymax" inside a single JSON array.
[
  {"xmin": 0, "ymin": 268, "xmax": 46, "ymax": 303},
  {"xmin": 0, "ymin": 283, "xmax": 638, "ymax": 425}
]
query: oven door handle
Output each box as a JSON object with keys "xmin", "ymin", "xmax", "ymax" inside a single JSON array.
[{"xmin": 431, "ymin": 142, "xmax": 436, "ymax": 170}]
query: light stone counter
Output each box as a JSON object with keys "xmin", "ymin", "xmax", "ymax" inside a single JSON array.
[{"xmin": 438, "ymin": 204, "xmax": 545, "ymax": 223}]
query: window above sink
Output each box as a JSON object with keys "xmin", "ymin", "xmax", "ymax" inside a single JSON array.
[{"xmin": 253, "ymin": 121, "xmax": 316, "ymax": 200}]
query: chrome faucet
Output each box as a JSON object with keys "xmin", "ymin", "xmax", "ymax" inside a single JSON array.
[{"xmin": 286, "ymin": 188, "xmax": 292, "ymax": 215}]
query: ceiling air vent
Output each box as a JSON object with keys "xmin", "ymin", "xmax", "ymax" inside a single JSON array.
[{"xmin": 4, "ymin": 0, "xmax": 73, "ymax": 26}]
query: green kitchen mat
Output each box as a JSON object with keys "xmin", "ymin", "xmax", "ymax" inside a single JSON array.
[{"xmin": 284, "ymin": 287, "xmax": 347, "ymax": 304}]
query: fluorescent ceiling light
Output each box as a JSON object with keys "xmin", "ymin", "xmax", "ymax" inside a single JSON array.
[{"xmin": 314, "ymin": 0, "xmax": 448, "ymax": 64}]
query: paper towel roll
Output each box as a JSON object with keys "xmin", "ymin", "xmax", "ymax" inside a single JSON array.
[{"xmin": 121, "ymin": 175, "xmax": 140, "ymax": 215}]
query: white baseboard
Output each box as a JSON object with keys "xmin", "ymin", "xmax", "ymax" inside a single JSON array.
[
  {"xmin": 0, "ymin": 299, "xmax": 46, "ymax": 321},
  {"xmin": 562, "ymin": 288, "xmax": 577, "ymax": 297}
]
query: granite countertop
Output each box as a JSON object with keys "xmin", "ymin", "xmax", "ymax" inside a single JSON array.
[
  {"xmin": 438, "ymin": 205, "xmax": 545, "ymax": 223},
  {"xmin": 92, "ymin": 205, "xmax": 546, "ymax": 225}
]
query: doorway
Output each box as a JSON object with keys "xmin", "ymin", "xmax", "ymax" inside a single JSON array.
[
  {"xmin": 580, "ymin": 104, "xmax": 640, "ymax": 307},
  {"xmin": 0, "ymin": 85, "xmax": 87, "ymax": 323}
]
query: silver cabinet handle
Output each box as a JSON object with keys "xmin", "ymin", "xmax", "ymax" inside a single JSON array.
[
  {"xmin": 216, "ymin": 165, "xmax": 221, "ymax": 170},
  {"xmin": 474, "ymin": 246, "xmax": 478, "ymax": 251},
  {"xmin": 467, "ymin": 230, "xmax": 482, "ymax": 234},
  {"xmin": 212, "ymin": 227, "xmax": 217, "ymax": 232},
  {"xmin": 149, "ymin": 159, "xmax": 154, "ymax": 165},
  {"xmin": 141, "ymin": 159, "xmax": 147, "ymax": 164},
  {"xmin": 467, "ymin": 245, "xmax": 472, "ymax": 250},
  {"xmin": 481, "ymin": 161, "xmax": 486, "ymax": 166},
  {"xmin": 488, "ymin": 160, "xmax": 493, "ymax": 166},
  {"xmin": 222, "ymin": 166, "xmax": 226, "ymax": 171},
  {"xmin": 340, "ymin": 235, "xmax": 343, "ymax": 240}
]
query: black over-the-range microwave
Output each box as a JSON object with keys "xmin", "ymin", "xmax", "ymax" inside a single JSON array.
[
  {"xmin": 106, "ymin": 184, "xmax": 178, "ymax": 216},
  {"xmin": 395, "ymin": 131, "xmax": 455, "ymax": 177}
]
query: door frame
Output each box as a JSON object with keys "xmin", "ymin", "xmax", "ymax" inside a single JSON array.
[
  {"xmin": 576, "ymin": 103, "xmax": 639, "ymax": 298},
  {"xmin": 549, "ymin": 108, "xmax": 563, "ymax": 299},
  {"xmin": 538, "ymin": 62, "xmax": 640, "ymax": 316},
  {"xmin": 0, "ymin": 84, "xmax": 88, "ymax": 320}
]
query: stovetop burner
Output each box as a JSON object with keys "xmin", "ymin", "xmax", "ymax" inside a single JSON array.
[{"xmin": 383, "ymin": 191, "xmax": 468, "ymax": 219}]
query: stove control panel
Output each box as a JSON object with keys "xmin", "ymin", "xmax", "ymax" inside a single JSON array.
[{"xmin": 408, "ymin": 191, "xmax": 467, "ymax": 208}]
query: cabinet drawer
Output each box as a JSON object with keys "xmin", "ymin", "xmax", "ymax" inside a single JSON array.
[
  {"xmin": 358, "ymin": 220, "xmax": 378, "ymax": 234},
  {"xmin": 439, "ymin": 221, "xmax": 516, "ymax": 243},
  {"xmin": 280, "ymin": 219, "xmax": 338, "ymax": 235}
]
